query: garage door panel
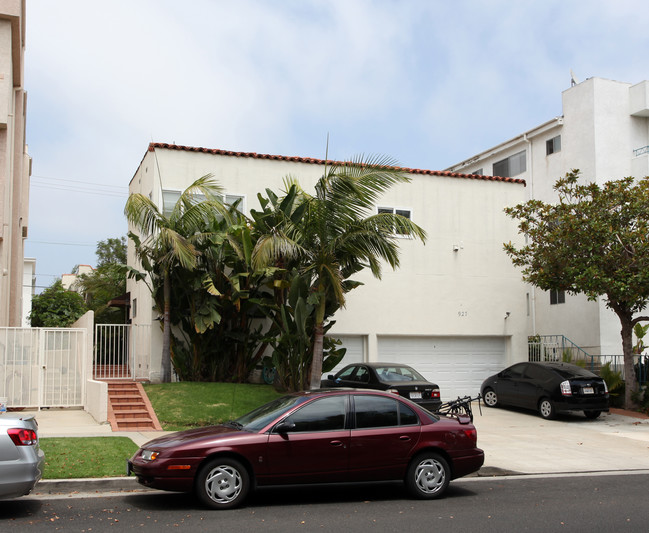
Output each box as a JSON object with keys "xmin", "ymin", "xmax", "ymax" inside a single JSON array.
[
  {"xmin": 324, "ymin": 335, "xmax": 364, "ymax": 377},
  {"xmin": 378, "ymin": 336, "xmax": 506, "ymax": 400}
]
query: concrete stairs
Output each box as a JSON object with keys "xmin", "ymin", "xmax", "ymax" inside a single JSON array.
[{"xmin": 106, "ymin": 381, "xmax": 162, "ymax": 432}]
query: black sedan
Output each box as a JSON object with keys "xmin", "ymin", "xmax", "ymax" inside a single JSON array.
[
  {"xmin": 480, "ymin": 361, "xmax": 609, "ymax": 420},
  {"xmin": 321, "ymin": 363, "xmax": 442, "ymax": 411}
]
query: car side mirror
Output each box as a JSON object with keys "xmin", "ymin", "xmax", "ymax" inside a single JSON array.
[
  {"xmin": 327, "ymin": 375, "xmax": 334, "ymax": 380},
  {"xmin": 274, "ymin": 421, "xmax": 296, "ymax": 434}
]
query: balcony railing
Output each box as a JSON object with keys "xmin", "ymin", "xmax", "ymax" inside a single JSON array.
[{"xmin": 633, "ymin": 145, "xmax": 649, "ymax": 157}]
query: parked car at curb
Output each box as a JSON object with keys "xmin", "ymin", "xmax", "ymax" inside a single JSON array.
[
  {"xmin": 321, "ymin": 363, "xmax": 442, "ymax": 412},
  {"xmin": 481, "ymin": 361, "xmax": 609, "ymax": 420},
  {"xmin": 0, "ymin": 414, "xmax": 45, "ymax": 499},
  {"xmin": 128, "ymin": 389, "xmax": 483, "ymax": 509}
]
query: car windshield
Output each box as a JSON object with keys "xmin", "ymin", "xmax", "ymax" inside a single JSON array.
[
  {"xmin": 233, "ymin": 395, "xmax": 307, "ymax": 432},
  {"xmin": 375, "ymin": 366, "xmax": 426, "ymax": 383}
]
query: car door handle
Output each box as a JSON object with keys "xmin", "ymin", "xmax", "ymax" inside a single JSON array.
[
  {"xmin": 330, "ymin": 440, "xmax": 345, "ymax": 448},
  {"xmin": 399, "ymin": 436, "xmax": 411, "ymax": 441}
]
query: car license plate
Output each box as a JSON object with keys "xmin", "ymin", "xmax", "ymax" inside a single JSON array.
[
  {"xmin": 409, "ymin": 391, "xmax": 422, "ymax": 400},
  {"xmin": 582, "ymin": 387, "xmax": 594, "ymax": 395}
]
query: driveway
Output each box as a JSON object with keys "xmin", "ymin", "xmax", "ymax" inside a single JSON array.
[{"xmin": 473, "ymin": 406, "xmax": 649, "ymax": 475}]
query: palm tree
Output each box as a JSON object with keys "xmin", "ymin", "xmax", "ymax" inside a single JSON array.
[
  {"xmin": 124, "ymin": 174, "xmax": 224, "ymax": 382},
  {"xmin": 252, "ymin": 155, "xmax": 427, "ymax": 388}
]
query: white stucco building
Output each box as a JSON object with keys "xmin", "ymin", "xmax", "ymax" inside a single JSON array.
[
  {"xmin": 0, "ymin": 0, "xmax": 30, "ymax": 327},
  {"xmin": 128, "ymin": 143, "xmax": 529, "ymax": 398},
  {"xmin": 446, "ymin": 76, "xmax": 649, "ymax": 357}
]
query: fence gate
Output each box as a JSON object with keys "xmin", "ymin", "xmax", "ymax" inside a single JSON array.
[
  {"xmin": 0, "ymin": 327, "xmax": 86, "ymax": 409},
  {"xmin": 94, "ymin": 324, "xmax": 150, "ymax": 380}
]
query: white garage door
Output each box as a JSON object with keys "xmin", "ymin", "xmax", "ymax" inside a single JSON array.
[
  {"xmin": 324, "ymin": 335, "xmax": 365, "ymax": 378},
  {"xmin": 378, "ymin": 336, "xmax": 506, "ymax": 400}
]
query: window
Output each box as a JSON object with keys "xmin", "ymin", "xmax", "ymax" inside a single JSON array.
[
  {"xmin": 283, "ymin": 396, "xmax": 347, "ymax": 432},
  {"xmin": 132, "ymin": 298, "xmax": 137, "ymax": 319},
  {"xmin": 162, "ymin": 190, "xmax": 245, "ymax": 217},
  {"xmin": 550, "ymin": 289, "xmax": 565, "ymax": 305},
  {"xmin": 493, "ymin": 150, "xmax": 526, "ymax": 177},
  {"xmin": 377, "ymin": 207, "xmax": 412, "ymax": 236},
  {"xmin": 546, "ymin": 135, "xmax": 561, "ymax": 155},
  {"xmin": 471, "ymin": 168, "xmax": 483, "ymax": 176},
  {"xmin": 353, "ymin": 395, "xmax": 419, "ymax": 428}
]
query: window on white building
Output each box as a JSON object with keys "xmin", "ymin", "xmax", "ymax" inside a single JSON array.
[
  {"xmin": 378, "ymin": 207, "xmax": 412, "ymax": 236},
  {"xmin": 162, "ymin": 190, "xmax": 245, "ymax": 217},
  {"xmin": 493, "ymin": 151, "xmax": 526, "ymax": 177},
  {"xmin": 550, "ymin": 289, "xmax": 565, "ymax": 305},
  {"xmin": 546, "ymin": 135, "xmax": 561, "ymax": 155}
]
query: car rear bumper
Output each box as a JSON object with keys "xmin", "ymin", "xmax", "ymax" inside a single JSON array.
[
  {"xmin": 554, "ymin": 397, "xmax": 609, "ymax": 412},
  {"xmin": 0, "ymin": 447, "xmax": 45, "ymax": 498},
  {"xmin": 449, "ymin": 448, "xmax": 484, "ymax": 479}
]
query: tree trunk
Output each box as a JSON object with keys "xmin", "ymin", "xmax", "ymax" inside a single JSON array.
[
  {"xmin": 616, "ymin": 308, "xmax": 639, "ymax": 409},
  {"xmin": 309, "ymin": 322, "xmax": 324, "ymax": 389},
  {"xmin": 162, "ymin": 271, "xmax": 172, "ymax": 383}
]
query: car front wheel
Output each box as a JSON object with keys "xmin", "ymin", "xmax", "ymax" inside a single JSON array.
[
  {"xmin": 483, "ymin": 388, "xmax": 498, "ymax": 408},
  {"xmin": 405, "ymin": 452, "xmax": 450, "ymax": 500},
  {"xmin": 538, "ymin": 398, "xmax": 556, "ymax": 420},
  {"xmin": 195, "ymin": 457, "xmax": 250, "ymax": 510},
  {"xmin": 584, "ymin": 410, "xmax": 601, "ymax": 419}
]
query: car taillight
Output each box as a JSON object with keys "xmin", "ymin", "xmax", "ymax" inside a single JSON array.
[
  {"xmin": 386, "ymin": 389, "xmax": 400, "ymax": 395},
  {"xmin": 560, "ymin": 380, "xmax": 572, "ymax": 397},
  {"xmin": 462, "ymin": 428, "xmax": 477, "ymax": 444},
  {"xmin": 431, "ymin": 388, "xmax": 440, "ymax": 399},
  {"xmin": 8, "ymin": 428, "xmax": 38, "ymax": 446}
]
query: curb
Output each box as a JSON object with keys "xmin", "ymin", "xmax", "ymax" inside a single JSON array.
[
  {"xmin": 33, "ymin": 466, "xmax": 519, "ymax": 496},
  {"xmin": 33, "ymin": 476, "xmax": 153, "ymax": 496}
]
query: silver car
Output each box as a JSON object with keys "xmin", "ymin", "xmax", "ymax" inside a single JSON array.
[{"xmin": 0, "ymin": 414, "xmax": 45, "ymax": 498}]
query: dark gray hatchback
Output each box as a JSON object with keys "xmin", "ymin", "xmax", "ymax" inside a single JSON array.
[{"xmin": 480, "ymin": 362, "xmax": 609, "ymax": 420}]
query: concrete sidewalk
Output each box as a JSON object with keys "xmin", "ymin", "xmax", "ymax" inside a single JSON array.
[{"xmin": 15, "ymin": 405, "xmax": 649, "ymax": 496}]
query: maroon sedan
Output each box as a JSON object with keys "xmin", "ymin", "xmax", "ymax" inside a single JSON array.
[{"xmin": 128, "ymin": 389, "xmax": 484, "ymax": 509}]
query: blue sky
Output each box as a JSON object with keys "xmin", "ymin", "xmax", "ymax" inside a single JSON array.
[{"xmin": 24, "ymin": 0, "xmax": 649, "ymax": 290}]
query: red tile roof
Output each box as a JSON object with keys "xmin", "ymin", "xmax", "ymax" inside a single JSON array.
[{"xmin": 147, "ymin": 142, "xmax": 526, "ymax": 186}]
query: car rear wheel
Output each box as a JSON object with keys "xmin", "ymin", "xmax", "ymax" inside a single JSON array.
[
  {"xmin": 483, "ymin": 388, "xmax": 498, "ymax": 408},
  {"xmin": 195, "ymin": 457, "xmax": 250, "ymax": 510},
  {"xmin": 584, "ymin": 410, "xmax": 601, "ymax": 419},
  {"xmin": 538, "ymin": 398, "xmax": 556, "ymax": 420},
  {"xmin": 405, "ymin": 452, "xmax": 450, "ymax": 500}
]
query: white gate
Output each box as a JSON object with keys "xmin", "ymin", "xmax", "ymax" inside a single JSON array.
[
  {"xmin": 94, "ymin": 324, "xmax": 151, "ymax": 380},
  {"xmin": 0, "ymin": 327, "xmax": 87, "ymax": 409}
]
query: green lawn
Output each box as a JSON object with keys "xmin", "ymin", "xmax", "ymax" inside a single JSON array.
[
  {"xmin": 143, "ymin": 382, "xmax": 284, "ymax": 431},
  {"xmin": 40, "ymin": 437, "xmax": 139, "ymax": 479},
  {"xmin": 39, "ymin": 382, "xmax": 282, "ymax": 479}
]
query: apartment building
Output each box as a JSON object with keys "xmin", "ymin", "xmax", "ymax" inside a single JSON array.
[
  {"xmin": 0, "ymin": 0, "xmax": 30, "ymax": 327},
  {"xmin": 127, "ymin": 143, "xmax": 529, "ymax": 397},
  {"xmin": 446, "ymin": 77, "xmax": 649, "ymax": 356}
]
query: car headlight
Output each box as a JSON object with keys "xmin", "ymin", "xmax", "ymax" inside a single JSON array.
[{"xmin": 141, "ymin": 449, "xmax": 160, "ymax": 461}]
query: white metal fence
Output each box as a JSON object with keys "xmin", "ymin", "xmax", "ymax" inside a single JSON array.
[
  {"xmin": 94, "ymin": 324, "xmax": 151, "ymax": 380},
  {"xmin": 0, "ymin": 327, "xmax": 87, "ymax": 409}
]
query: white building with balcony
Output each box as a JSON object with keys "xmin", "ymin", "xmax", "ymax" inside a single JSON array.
[{"xmin": 446, "ymin": 77, "xmax": 649, "ymax": 357}]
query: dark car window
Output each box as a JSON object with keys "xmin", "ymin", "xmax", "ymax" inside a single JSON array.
[
  {"xmin": 502, "ymin": 363, "xmax": 527, "ymax": 379},
  {"xmin": 550, "ymin": 365, "xmax": 597, "ymax": 380},
  {"xmin": 337, "ymin": 366, "xmax": 357, "ymax": 380},
  {"xmin": 354, "ymin": 395, "xmax": 419, "ymax": 428},
  {"xmin": 354, "ymin": 367, "xmax": 370, "ymax": 383},
  {"xmin": 524, "ymin": 365, "xmax": 549, "ymax": 381},
  {"xmin": 283, "ymin": 395, "xmax": 347, "ymax": 433}
]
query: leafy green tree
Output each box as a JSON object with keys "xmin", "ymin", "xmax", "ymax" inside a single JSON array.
[
  {"xmin": 252, "ymin": 156, "xmax": 427, "ymax": 388},
  {"xmin": 504, "ymin": 170, "xmax": 649, "ymax": 408},
  {"xmin": 124, "ymin": 175, "xmax": 225, "ymax": 382},
  {"xmin": 77, "ymin": 237, "xmax": 128, "ymax": 324},
  {"xmin": 30, "ymin": 280, "xmax": 87, "ymax": 327},
  {"xmin": 96, "ymin": 236, "xmax": 127, "ymax": 267}
]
